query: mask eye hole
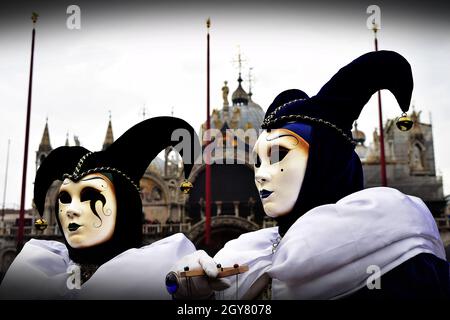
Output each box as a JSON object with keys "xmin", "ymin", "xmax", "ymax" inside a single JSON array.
[
  {"xmin": 80, "ymin": 187, "xmax": 102, "ymax": 203},
  {"xmin": 269, "ymin": 146, "xmax": 290, "ymax": 164},
  {"xmin": 58, "ymin": 191, "xmax": 71, "ymax": 204},
  {"xmin": 255, "ymin": 154, "xmax": 262, "ymax": 168}
]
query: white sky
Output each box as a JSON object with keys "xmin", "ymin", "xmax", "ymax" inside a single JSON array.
[{"xmin": 0, "ymin": 1, "xmax": 449, "ymax": 209}]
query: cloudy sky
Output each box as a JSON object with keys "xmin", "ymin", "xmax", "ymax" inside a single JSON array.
[{"xmin": 0, "ymin": 0, "xmax": 449, "ymax": 209}]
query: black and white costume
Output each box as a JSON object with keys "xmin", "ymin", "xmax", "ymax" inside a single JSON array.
[
  {"xmin": 214, "ymin": 51, "xmax": 450, "ymax": 299},
  {"xmin": 0, "ymin": 117, "xmax": 200, "ymax": 299}
]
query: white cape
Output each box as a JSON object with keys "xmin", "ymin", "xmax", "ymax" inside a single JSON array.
[
  {"xmin": 214, "ymin": 187, "xmax": 446, "ymax": 299},
  {"xmin": 0, "ymin": 233, "xmax": 195, "ymax": 299}
]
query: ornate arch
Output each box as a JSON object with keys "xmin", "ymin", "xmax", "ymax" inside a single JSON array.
[
  {"xmin": 0, "ymin": 248, "xmax": 17, "ymax": 281},
  {"xmin": 409, "ymin": 140, "xmax": 427, "ymax": 172},
  {"xmin": 140, "ymin": 171, "xmax": 170, "ymax": 223}
]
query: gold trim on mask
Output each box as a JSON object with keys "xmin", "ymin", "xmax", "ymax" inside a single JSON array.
[{"xmin": 62, "ymin": 152, "xmax": 140, "ymax": 192}]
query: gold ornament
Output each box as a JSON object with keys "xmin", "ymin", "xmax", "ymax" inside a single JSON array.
[
  {"xmin": 34, "ymin": 218, "xmax": 48, "ymax": 231},
  {"xmin": 180, "ymin": 180, "xmax": 193, "ymax": 194},
  {"xmin": 31, "ymin": 12, "xmax": 39, "ymax": 24},
  {"xmin": 396, "ymin": 113, "xmax": 413, "ymax": 131}
]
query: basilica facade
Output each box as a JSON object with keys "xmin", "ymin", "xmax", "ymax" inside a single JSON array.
[
  {"xmin": 352, "ymin": 109, "xmax": 446, "ymax": 217},
  {"xmin": 9, "ymin": 70, "xmax": 269, "ymax": 257},
  {"xmin": 1, "ymin": 75, "xmax": 449, "ymax": 280}
]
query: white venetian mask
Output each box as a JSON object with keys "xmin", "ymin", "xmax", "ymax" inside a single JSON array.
[
  {"xmin": 253, "ymin": 128, "xmax": 309, "ymax": 218},
  {"xmin": 58, "ymin": 173, "xmax": 117, "ymax": 248}
]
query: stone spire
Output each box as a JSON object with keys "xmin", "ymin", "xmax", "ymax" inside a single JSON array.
[
  {"xmin": 38, "ymin": 118, "xmax": 52, "ymax": 153},
  {"xmin": 36, "ymin": 118, "xmax": 53, "ymax": 171},
  {"xmin": 102, "ymin": 113, "xmax": 114, "ymax": 150},
  {"xmin": 65, "ymin": 132, "xmax": 70, "ymax": 146},
  {"xmin": 74, "ymin": 135, "xmax": 81, "ymax": 146}
]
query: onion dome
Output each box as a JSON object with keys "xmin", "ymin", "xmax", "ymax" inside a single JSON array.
[
  {"xmin": 231, "ymin": 74, "xmax": 249, "ymax": 105},
  {"xmin": 352, "ymin": 122, "xmax": 366, "ymax": 145}
]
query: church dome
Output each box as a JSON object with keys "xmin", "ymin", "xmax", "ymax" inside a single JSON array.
[
  {"xmin": 240, "ymin": 98, "xmax": 264, "ymax": 129},
  {"xmin": 352, "ymin": 122, "xmax": 366, "ymax": 144},
  {"xmin": 200, "ymin": 70, "xmax": 265, "ymax": 144},
  {"xmin": 231, "ymin": 75, "xmax": 249, "ymax": 105},
  {"xmin": 147, "ymin": 156, "xmax": 165, "ymax": 175}
]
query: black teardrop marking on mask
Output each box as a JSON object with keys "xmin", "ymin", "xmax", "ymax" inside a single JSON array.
[{"xmin": 81, "ymin": 187, "xmax": 107, "ymax": 228}]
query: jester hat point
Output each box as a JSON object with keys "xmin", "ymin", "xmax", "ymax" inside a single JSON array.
[
  {"xmin": 262, "ymin": 50, "xmax": 413, "ymax": 145},
  {"xmin": 34, "ymin": 116, "xmax": 201, "ymax": 218}
]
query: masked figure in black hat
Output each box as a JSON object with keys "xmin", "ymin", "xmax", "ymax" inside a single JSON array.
[
  {"xmin": 169, "ymin": 51, "xmax": 449, "ymax": 299},
  {"xmin": 0, "ymin": 116, "xmax": 201, "ymax": 299}
]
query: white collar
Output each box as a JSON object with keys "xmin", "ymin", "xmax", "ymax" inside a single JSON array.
[{"xmin": 215, "ymin": 187, "xmax": 445, "ymax": 299}]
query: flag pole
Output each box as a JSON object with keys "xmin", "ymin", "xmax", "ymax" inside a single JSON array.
[
  {"xmin": 205, "ymin": 18, "xmax": 212, "ymax": 245},
  {"xmin": 1, "ymin": 139, "xmax": 11, "ymax": 222},
  {"xmin": 372, "ymin": 23, "xmax": 387, "ymax": 187},
  {"xmin": 17, "ymin": 12, "xmax": 39, "ymax": 250}
]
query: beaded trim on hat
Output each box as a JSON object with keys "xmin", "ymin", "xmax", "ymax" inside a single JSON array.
[
  {"xmin": 261, "ymin": 98, "xmax": 357, "ymax": 146},
  {"xmin": 62, "ymin": 152, "xmax": 140, "ymax": 192}
]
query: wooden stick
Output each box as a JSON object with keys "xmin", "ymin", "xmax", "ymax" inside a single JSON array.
[{"xmin": 179, "ymin": 265, "xmax": 249, "ymax": 278}]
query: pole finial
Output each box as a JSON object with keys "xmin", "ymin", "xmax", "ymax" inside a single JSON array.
[
  {"xmin": 372, "ymin": 21, "xmax": 379, "ymax": 35},
  {"xmin": 206, "ymin": 17, "xmax": 211, "ymax": 29},
  {"xmin": 141, "ymin": 104, "xmax": 147, "ymax": 120},
  {"xmin": 31, "ymin": 12, "xmax": 39, "ymax": 24}
]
